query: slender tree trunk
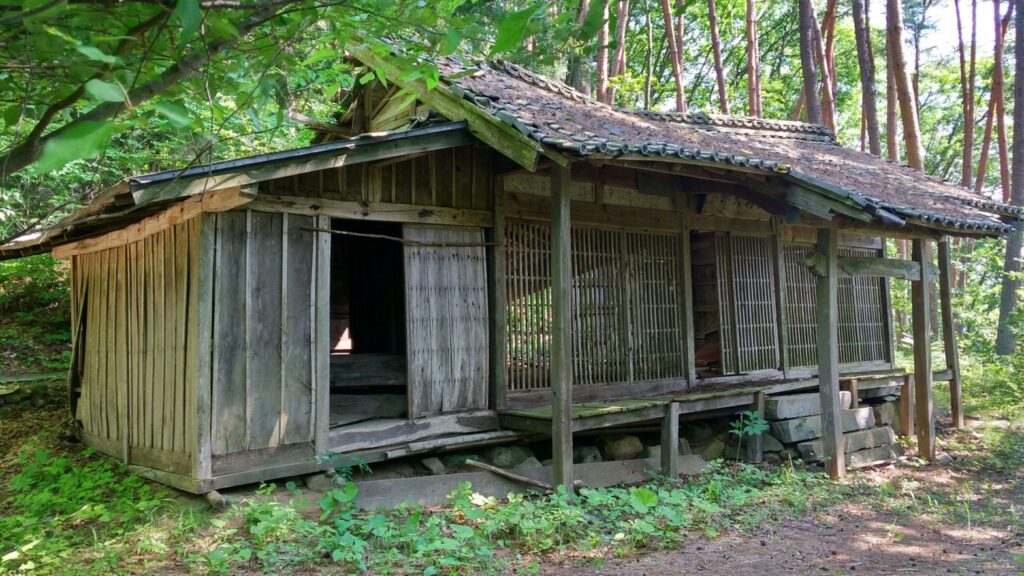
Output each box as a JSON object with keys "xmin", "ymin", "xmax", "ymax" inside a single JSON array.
[
  {"xmin": 812, "ymin": 10, "xmax": 836, "ymax": 130},
  {"xmin": 798, "ymin": 0, "xmax": 823, "ymax": 125},
  {"xmin": 886, "ymin": 47, "xmax": 901, "ymax": 162},
  {"xmin": 567, "ymin": 0, "xmax": 592, "ymax": 92},
  {"xmin": 995, "ymin": 0, "xmax": 1024, "ymax": 355},
  {"xmin": 608, "ymin": 0, "xmax": 630, "ymax": 104},
  {"xmin": 746, "ymin": 0, "xmax": 762, "ymax": 117},
  {"xmin": 993, "ymin": 0, "xmax": 1012, "ymax": 202},
  {"xmin": 660, "ymin": 0, "xmax": 687, "ymax": 111},
  {"xmin": 911, "ymin": 1, "xmax": 933, "ymax": 115},
  {"xmin": 822, "ymin": 0, "xmax": 838, "ymax": 96},
  {"xmin": 707, "ymin": 0, "xmax": 729, "ymax": 114},
  {"xmin": 887, "ymin": 0, "xmax": 924, "ymax": 170},
  {"xmin": 954, "ymin": 0, "xmax": 973, "ymax": 187},
  {"xmin": 596, "ymin": 0, "xmax": 610, "ymax": 102},
  {"xmin": 853, "ymin": 0, "xmax": 881, "ymax": 155},
  {"xmin": 645, "ymin": 0, "xmax": 654, "ymax": 109},
  {"xmin": 974, "ymin": 4, "xmax": 1013, "ymax": 193},
  {"xmin": 674, "ymin": 0, "xmax": 684, "ymax": 68}
]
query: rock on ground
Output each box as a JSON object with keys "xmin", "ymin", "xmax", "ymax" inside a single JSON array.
[{"xmin": 598, "ymin": 435, "xmax": 644, "ymax": 461}]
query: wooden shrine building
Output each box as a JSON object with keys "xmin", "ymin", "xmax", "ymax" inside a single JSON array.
[{"xmin": 3, "ymin": 49, "xmax": 1021, "ymax": 493}]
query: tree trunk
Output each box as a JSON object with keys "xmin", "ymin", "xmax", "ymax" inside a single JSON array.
[
  {"xmin": 608, "ymin": 0, "xmax": 630, "ymax": 104},
  {"xmin": 822, "ymin": 0, "xmax": 838, "ymax": 97},
  {"xmin": 812, "ymin": 10, "xmax": 836, "ymax": 130},
  {"xmin": 746, "ymin": 0, "xmax": 762, "ymax": 117},
  {"xmin": 886, "ymin": 47, "xmax": 901, "ymax": 162},
  {"xmin": 675, "ymin": 0, "xmax": 684, "ymax": 69},
  {"xmin": 792, "ymin": 89, "xmax": 806, "ymax": 121},
  {"xmin": 974, "ymin": 4, "xmax": 1013, "ymax": 192},
  {"xmin": 954, "ymin": 0, "xmax": 973, "ymax": 187},
  {"xmin": 596, "ymin": 0, "xmax": 610, "ymax": 102},
  {"xmin": 993, "ymin": 0, "xmax": 1012, "ymax": 202},
  {"xmin": 798, "ymin": 0, "xmax": 823, "ymax": 125},
  {"xmin": 645, "ymin": 0, "xmax": 654, "ymax": 110},
  {"xmin": 707, "ymin": 0, "xmax": 729, "ymax": 114},
  {"xmin": 887, "ymin": 0, "xmax": 924, "ymax": 170},
  {"xmin": 567, "ymin": 0, "xmax": 592, "ymax": 92},
  {"xmin": 660, "ymin": 0, "xmax": 687, "ymax": 111},
  {"xmin": 853, "ymin": 0, "xmax": 881, "ymax": 155},
  {"xmin": 995, "ymin": 0, "xmax": 1024, "ymax": 355}
]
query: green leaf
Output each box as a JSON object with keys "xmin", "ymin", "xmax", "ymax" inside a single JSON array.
[
  {"xmin": 21, "ymin": 0, "xmax": 67, "ymax": 25},
  {"xmin": 491, "ymin": 4, "xmax": 540, "ymax": 55},
  {"xmin": 84, "ymin": 79, "xmax": 124, "ymax": 102},
  {"xmin": 35, "ymin": 120, "xmax": 115, "ymax": 173},
  {"xmin": 75, "ymin": 44, "xmax": 120, "ymax": 65},
  {"xmin": 628, "ymin": 487, "xmax": 659, "ymax": 513},
  {"xmin": 172, "ymin": 0, "xmax": 202, "ymax": 46},
  {"xmin": 580, "ymin": 0, "xmax": 607, "ymax": 41},
  {"xmin": 154, "ymin": 101, "xmax": 193, "ymax": 128}
]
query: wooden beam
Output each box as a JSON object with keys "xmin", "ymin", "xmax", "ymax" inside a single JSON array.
[
  {"xmin": 912, "ymin": 239, "xmax": 936, "ymax": 460},
  {"xmin": 350, "ymin": 42, "xmax": 542, "ymax": 171},
  {"xmin": 53, "ymin": 187, "xmax": 255, "ymax": 259},
  {"xmin": 937, "ymin": 239, "xmax": 964, "ymax": 428},
  {"xmin": 661, "ymin": 402, "xmax": 680, "ymax": 477},
  {"xmin": 679, "ymin": 210, "xmax": 697, "ymax": 385},
  {"xmin": 899, "ymin": 373, "xmax": 915, "ymax": 436},
  {"xmin": 815, "ymin": 227, "xmax": 845, "ymax": 479},
  {"xmin": 488, "ymin": 176, "xmax": 508, "ymax": 410},
  {"xmin": 746, "ymin": 391, "xmax": 766, "ymax": 464},
  {"xmin": 799, "ymin": 253, "xmax": 934, "ymax": 281},
  {"xmin": 773, "ymin": 221, "xmax": 792, "ymax": 377},
  {"xmin": 550, "ymin": 164, "xmax": 574, "ymax": 493},
  {"xmin": 314, "ymin": 215, "xmax": 331, "ymax": 457},
  {"xmin": 245, "ymin": 195, "xmax": 493, "ymax": 228}
]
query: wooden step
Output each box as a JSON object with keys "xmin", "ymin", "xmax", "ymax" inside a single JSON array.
[
  {"xmin": 796, "ymin": 426, "xmax": 897, "ymax": 462},
  {"xmin": 765, "ymin": 391, "xmax": 852, "ymax": 420},
  {"xmin": 769, "ymin": 407, "xmax": 876, "ymax": 443}
]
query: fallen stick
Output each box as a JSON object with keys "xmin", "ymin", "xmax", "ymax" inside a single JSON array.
[{"xmin": 464, "ymin": 459, "xmax": 584, "ymax": 491}]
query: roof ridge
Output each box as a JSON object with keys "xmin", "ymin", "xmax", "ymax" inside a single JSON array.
[{"xmin": 487, "ymin": 59, "xmax": 836, "ymax": 143}]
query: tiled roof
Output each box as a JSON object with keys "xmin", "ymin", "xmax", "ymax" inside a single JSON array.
[{"xmin": 438, "ymin": 57, "xmax": 1015, "ymax": 234}]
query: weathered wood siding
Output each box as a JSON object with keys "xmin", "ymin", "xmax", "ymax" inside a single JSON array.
[
  {"xmin": 70, "ymin": 218, "xmax": 200, "ymax": 474},
  {"xmin": 404, "ymin": 225, "xmax": 489, "ymax": 417},
  {"xmin": 204, "ymin": 210, "xmax": 320, "ymax": 456},
  {"xmin": 259, "ymin": 144, "xmax": 493, "ymax": 211}
]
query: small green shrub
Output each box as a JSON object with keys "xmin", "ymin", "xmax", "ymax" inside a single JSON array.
[{"xmin": 0, "ymin": 255, "xmax": 68, "ymax": 314}]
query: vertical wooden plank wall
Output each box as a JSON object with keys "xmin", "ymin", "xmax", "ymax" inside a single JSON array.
[
  {"xmin": 404, "ymin": 225, "xmax": 490, "ymax": 418},
  {"xmin": 72, "ymin": 218, "xmax": 201, "ymax": 475},
  {"xmin": 207, "ymin": 210, "xmax": 317, "ymax": 456}
]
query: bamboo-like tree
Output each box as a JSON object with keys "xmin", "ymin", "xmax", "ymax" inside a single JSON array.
[
  {"xmin": 853, "ymin": 0, "xmax": 880, "ymax": 155},
  {"xmin": 812, "ymin": 6, "xmax": 836, "ymax": 130},
  {"xmin": 707, "ymin": 0, "xmax": 729, "ymax": 114},
  {"xmin": 608, "ymin": 0, "xmax": 630, "ymax": 104},
  {"xmin": 886, "ymin": 0, "xmax": 924, "ymax": 170},
  {"xmin": 995, "ymin": 0, "xmax": 1024, "ymax": 355},
  {"xmin": 993, "ymin": 0, "xmax": 1012, "ymax": 202},
  {"xmin": 974, "ymin": 2, "xmax": 1013, "ymax": 193},
  {"xmin": 596, "ymin": 0, "xmax": 610, "ymax": 103},
  {"xmin": 954, "ymin": 0, "xmax": 974, "ymax": 187}
]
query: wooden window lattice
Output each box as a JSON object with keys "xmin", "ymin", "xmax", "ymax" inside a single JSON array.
[
  {"xmin": 784, "ymin": 243, "xmax": 890, "ymax": 367},
  {"xmin": 719, "ymin": 234, "xmax": 779, "ymax": 374},
  {"xmin": 504, "ymin": 221, "xmax": 684, "ymax": 391}
]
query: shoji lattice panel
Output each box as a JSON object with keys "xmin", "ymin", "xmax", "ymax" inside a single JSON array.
[
  {"xmin": 720, "ymin": 235, "xmax": 779, "ymax": 373},
  {"xmin": 504, "ymin": 221, "xmax": 684, "ymax": 391},
  {"xmin": 784, "ymin": 243, "xmax": 890, "ymax": 368}
]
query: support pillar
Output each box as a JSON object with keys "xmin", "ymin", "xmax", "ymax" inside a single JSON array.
[
  {"xmin": 815, "ymin": 227, "xmax": 845, "ymax": 479},
  {"xmin": 937, "ymin": 238, "xmax": 964, "ymax": 428},
  {"xmin": 550, "ymin": 165, "xmax": 574, "ymax": 493},
  {"xmin": 912, "ymin": 238, "xmax": 936, "ymax": 460},
  {"xmin": 661, "ymin": 402, "xmax": 680, "ymax": 477}
]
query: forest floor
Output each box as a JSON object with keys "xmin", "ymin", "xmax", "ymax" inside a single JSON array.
[{"xmin": 1, "ymin": 403, "xmax": 1022, "ymax": 575}]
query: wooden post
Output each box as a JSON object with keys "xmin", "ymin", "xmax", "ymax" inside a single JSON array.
[
  {"xmin": 911, "ymin": 238, "xmax": 935, "ymax": 460},
  {"xmin": 937, "ymin": 238, "xmax": 964, "ymax": 428},
  {"xmin": 746, "ymin": 391, "xmax": 766, "ymax": 464},
  {"xmin": 488, "ymin": 176, "xmax": 508, "ymax": 410},
  {"xmin": 899, "ymin": 373, "xmax": 915, "ymax": 436},
  {"xmin": 815, "ymin": 227, "xmax": 845, "ymax": 479},
  {"xmin": 661, "ymin": 402, "xmax": 680, "ymax": 477},
  {"xmin": 880, "ymin": 238, "xmax": 898, "ymax": 368},
  {"xmin": 550, "ymin": 165, "xmax": 574, "ymax": 493},
  {"xmin": 840, "ymin": 378, "xmax": 860, "ymax": 409},
  {"xmin": 679, "ymin": 210, "xmax": 697, "ymax": 386},
  {"xmin": 773, "ymin": 222, "xmax": 792, "ymax": 378},
  {"xmin": 314, "ymin": 214, "xmax": 331, "ymax": 458}
]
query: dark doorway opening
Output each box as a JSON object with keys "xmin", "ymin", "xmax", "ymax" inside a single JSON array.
[{"xmin": 329, "ymin": 219, "xmax": 407, "ymax": 427}]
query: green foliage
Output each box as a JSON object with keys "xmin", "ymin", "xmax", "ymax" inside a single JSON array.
[
  {"xmin": 729, "ymin": 410, "xmax": 771, "ymax": 461},
  {"xmin": 0, "ymin": 254, "xmax": 67, "ymax": 314},
  {"xmin": 0, "ymin": 445, "xmax": 165, "ymax": 574}
]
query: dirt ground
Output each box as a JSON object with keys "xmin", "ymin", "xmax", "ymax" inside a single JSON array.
[{"xmin": 542, "ymin": 420, "xmax": 1024, "ymax": 576}]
